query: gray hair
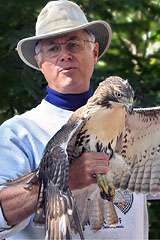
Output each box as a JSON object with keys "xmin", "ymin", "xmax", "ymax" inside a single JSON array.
[
  {"xmin": 35, "ymin": 41, "xmax": 42, "ymax": 62},
  {"xmin": 83, "ymin": 29, "xmax": 95, "ymax": 42},
  {"xmin": 83, "ymin": 29, "xmax": 96, "ymax": 50}
]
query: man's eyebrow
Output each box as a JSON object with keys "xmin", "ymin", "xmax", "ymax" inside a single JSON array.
[
  {"xmin": 46, "ymin": 40, "xmax": 57, "ymax": 45},
  {"xmin": 67, "ymin": 36, "xmax": 80, "ymax": 41}
]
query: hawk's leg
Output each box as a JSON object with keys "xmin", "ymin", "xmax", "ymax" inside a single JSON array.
[{"xmin": 94, "ymin": 173, "xmax": 115, "ymax": 201}]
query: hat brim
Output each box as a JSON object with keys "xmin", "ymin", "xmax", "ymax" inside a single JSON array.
[{"xmin": 17, "ymin": 20, "xmax": 112, "ymax": 71}]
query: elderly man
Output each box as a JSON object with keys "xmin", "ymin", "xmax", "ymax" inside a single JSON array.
[{"xmin": 0, "ymin": 1, "xmax": 149, "ymax": 239}]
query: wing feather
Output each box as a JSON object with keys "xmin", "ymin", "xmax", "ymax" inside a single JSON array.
[
  {"xmin": 117, "ymin": 106, "xmax": 160, "ymax": 194},
  {"xmin": 38, "ymin": 119, "xmax": 85, "ymax": 239}
]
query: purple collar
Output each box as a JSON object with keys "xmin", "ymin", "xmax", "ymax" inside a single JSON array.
[{"xmin": 45, "ymin": 86, "xmax": 92, "ymax": 111}]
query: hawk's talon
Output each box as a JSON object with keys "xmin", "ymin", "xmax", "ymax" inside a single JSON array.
[
  {"xmin": 24, "ymin": 183, "xmax": 33, "ymax": 191},
  {"xmin": 95, "ymin": 173, "xmax": 115, "ymax": 202}
]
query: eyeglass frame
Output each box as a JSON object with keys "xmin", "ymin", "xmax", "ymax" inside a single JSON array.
[{"xmin": 36, "ymin": 36, "xmax": 96, "ymax": 58}]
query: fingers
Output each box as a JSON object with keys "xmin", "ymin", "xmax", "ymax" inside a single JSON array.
[
  {"xmin": 78, "ymin": 152, "xmax": 109, "ymax": 166},
  {"xmin": 69, "ymin": 152, "xmax": 110, "ymax": 190},
  {"xmin": 88, "ymin": 152, "xmax": 109, "ymax": 161},
  {"xmin": 78, "ymin": 152, "xmax": 109, "ymax": 175},
  {"xmin": 87, "ymin": 165, "xmax": 109, "ymax": 175}
]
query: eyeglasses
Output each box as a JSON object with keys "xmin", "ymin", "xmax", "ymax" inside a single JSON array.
[{"xmin": 39, "ymin": 37, "xmax": 95, "ymax": 58}]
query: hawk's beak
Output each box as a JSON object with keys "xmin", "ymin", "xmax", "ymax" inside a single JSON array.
[
  {"xmin": 119, "ymin": 97, "xmax": 134, "ymax": 113},
  {"xmin": 126, "ymin": 97, "xmax": 134, "ymax": 113}
]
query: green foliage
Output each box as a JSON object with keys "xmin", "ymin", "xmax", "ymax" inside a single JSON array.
[
  {"xmin": 0, "ymin": 0, "xmax": 160, "ymax": 238},
  {"xmin": 148, "ymin": 200, "xmax": 160, "ymax": 239},
  {"xmin": 0, "ymin": 0, "xmax": 48, "ymax": 122}
]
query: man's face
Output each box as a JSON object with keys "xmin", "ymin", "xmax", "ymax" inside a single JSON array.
[{"xmin": 35, "ymin": 30, "xmax": 99, "ymax": 94}]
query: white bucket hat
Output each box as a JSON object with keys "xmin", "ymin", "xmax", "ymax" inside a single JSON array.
[{"xmin": 17, "ymin": 0, "xmax": 112, "ymax": 71}]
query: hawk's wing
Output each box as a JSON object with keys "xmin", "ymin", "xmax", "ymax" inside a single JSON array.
[
  {"xmin": 116, "ymin": 106, "xmax": 160, "ymax": 195},
  {"xmin": 38, "ymin": 114, "xmax": 86, "ymax": 240}
]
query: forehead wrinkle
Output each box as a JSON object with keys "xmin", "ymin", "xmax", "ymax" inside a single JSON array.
[{"xmin": 42, "ymin": 30, "xmax": 87, "ymax": 44}]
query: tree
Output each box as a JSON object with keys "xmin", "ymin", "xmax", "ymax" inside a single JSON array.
[{"xmin": 0, "ymin": 0, "xmax": 160, "ymax": 238}]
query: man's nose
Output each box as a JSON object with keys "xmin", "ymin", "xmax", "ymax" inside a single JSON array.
[{"xmin": 59, "ymin": 45, "xmax": 72, "ymax": 61}]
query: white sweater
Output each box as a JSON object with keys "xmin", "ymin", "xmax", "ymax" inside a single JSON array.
[{"xmin": 0, "ymin": 100, "xmax": 149, "ymax": 239}]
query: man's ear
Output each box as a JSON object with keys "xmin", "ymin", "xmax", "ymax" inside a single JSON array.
[{"xmin": 93, "ymin": 42, "xmax": 99, "ymax": 64}]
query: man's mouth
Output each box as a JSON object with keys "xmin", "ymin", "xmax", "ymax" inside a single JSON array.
[{"xmin": 58, "ymin": 67, "xmax": 77, "ymax": 73}]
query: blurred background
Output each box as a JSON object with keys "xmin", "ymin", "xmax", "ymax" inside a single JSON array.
[{"xmin": 0, "ymin": 0, "xmax": 160, "ymax": 238}]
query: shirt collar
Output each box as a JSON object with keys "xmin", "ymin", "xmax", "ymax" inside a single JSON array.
[{"xmin": 45, "ymin": 86, "xmax": 92, "ymax": 111}]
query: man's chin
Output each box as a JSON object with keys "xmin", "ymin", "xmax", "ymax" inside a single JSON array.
[{"xmin": 62, "ymin": 83, "xmax": 86, "ymax": 94}]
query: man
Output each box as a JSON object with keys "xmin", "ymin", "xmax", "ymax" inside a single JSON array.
[{"xmin": 0, "ymin": 1, "xmax": 149, "ymax": 239}]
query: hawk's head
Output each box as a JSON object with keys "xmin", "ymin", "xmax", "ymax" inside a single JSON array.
[{"xmin": 89, "ymin": 76, "xmax": 134, "ymax": 113}]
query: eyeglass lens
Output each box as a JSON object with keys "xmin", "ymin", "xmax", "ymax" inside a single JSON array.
[{"xmin": 42, "ymin": 38, "xmax": 88, "ymax": 57}]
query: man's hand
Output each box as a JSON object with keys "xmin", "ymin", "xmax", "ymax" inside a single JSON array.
[{"xmin": 69, "ymin": 152, "xmax": 109, "ymax": 190}]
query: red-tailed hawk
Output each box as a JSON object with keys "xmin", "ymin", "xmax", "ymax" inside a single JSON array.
[{"xmin": 3, "ymin": 76, "xmax": 160, "ymax": 240}]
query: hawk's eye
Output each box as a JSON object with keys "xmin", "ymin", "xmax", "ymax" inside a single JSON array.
[{"xmin": 115, "ymin": 91, "xmax": 123, "ymax": 98}]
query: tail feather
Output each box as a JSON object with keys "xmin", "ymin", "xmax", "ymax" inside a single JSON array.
[
  {"xmin": 45, "ymin": 182, "xmax": 84, "ymax": 240},
  {"xmin": 78, "ymin": 185, "xmax": 118, "ymax": 232},
  {"xmin": 104, "ymin": 201, "xmax": 118, "ymax": 226},
  {"xmin": 87, "ymin": 192, "xmax": 104, "ymax": 232}
]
